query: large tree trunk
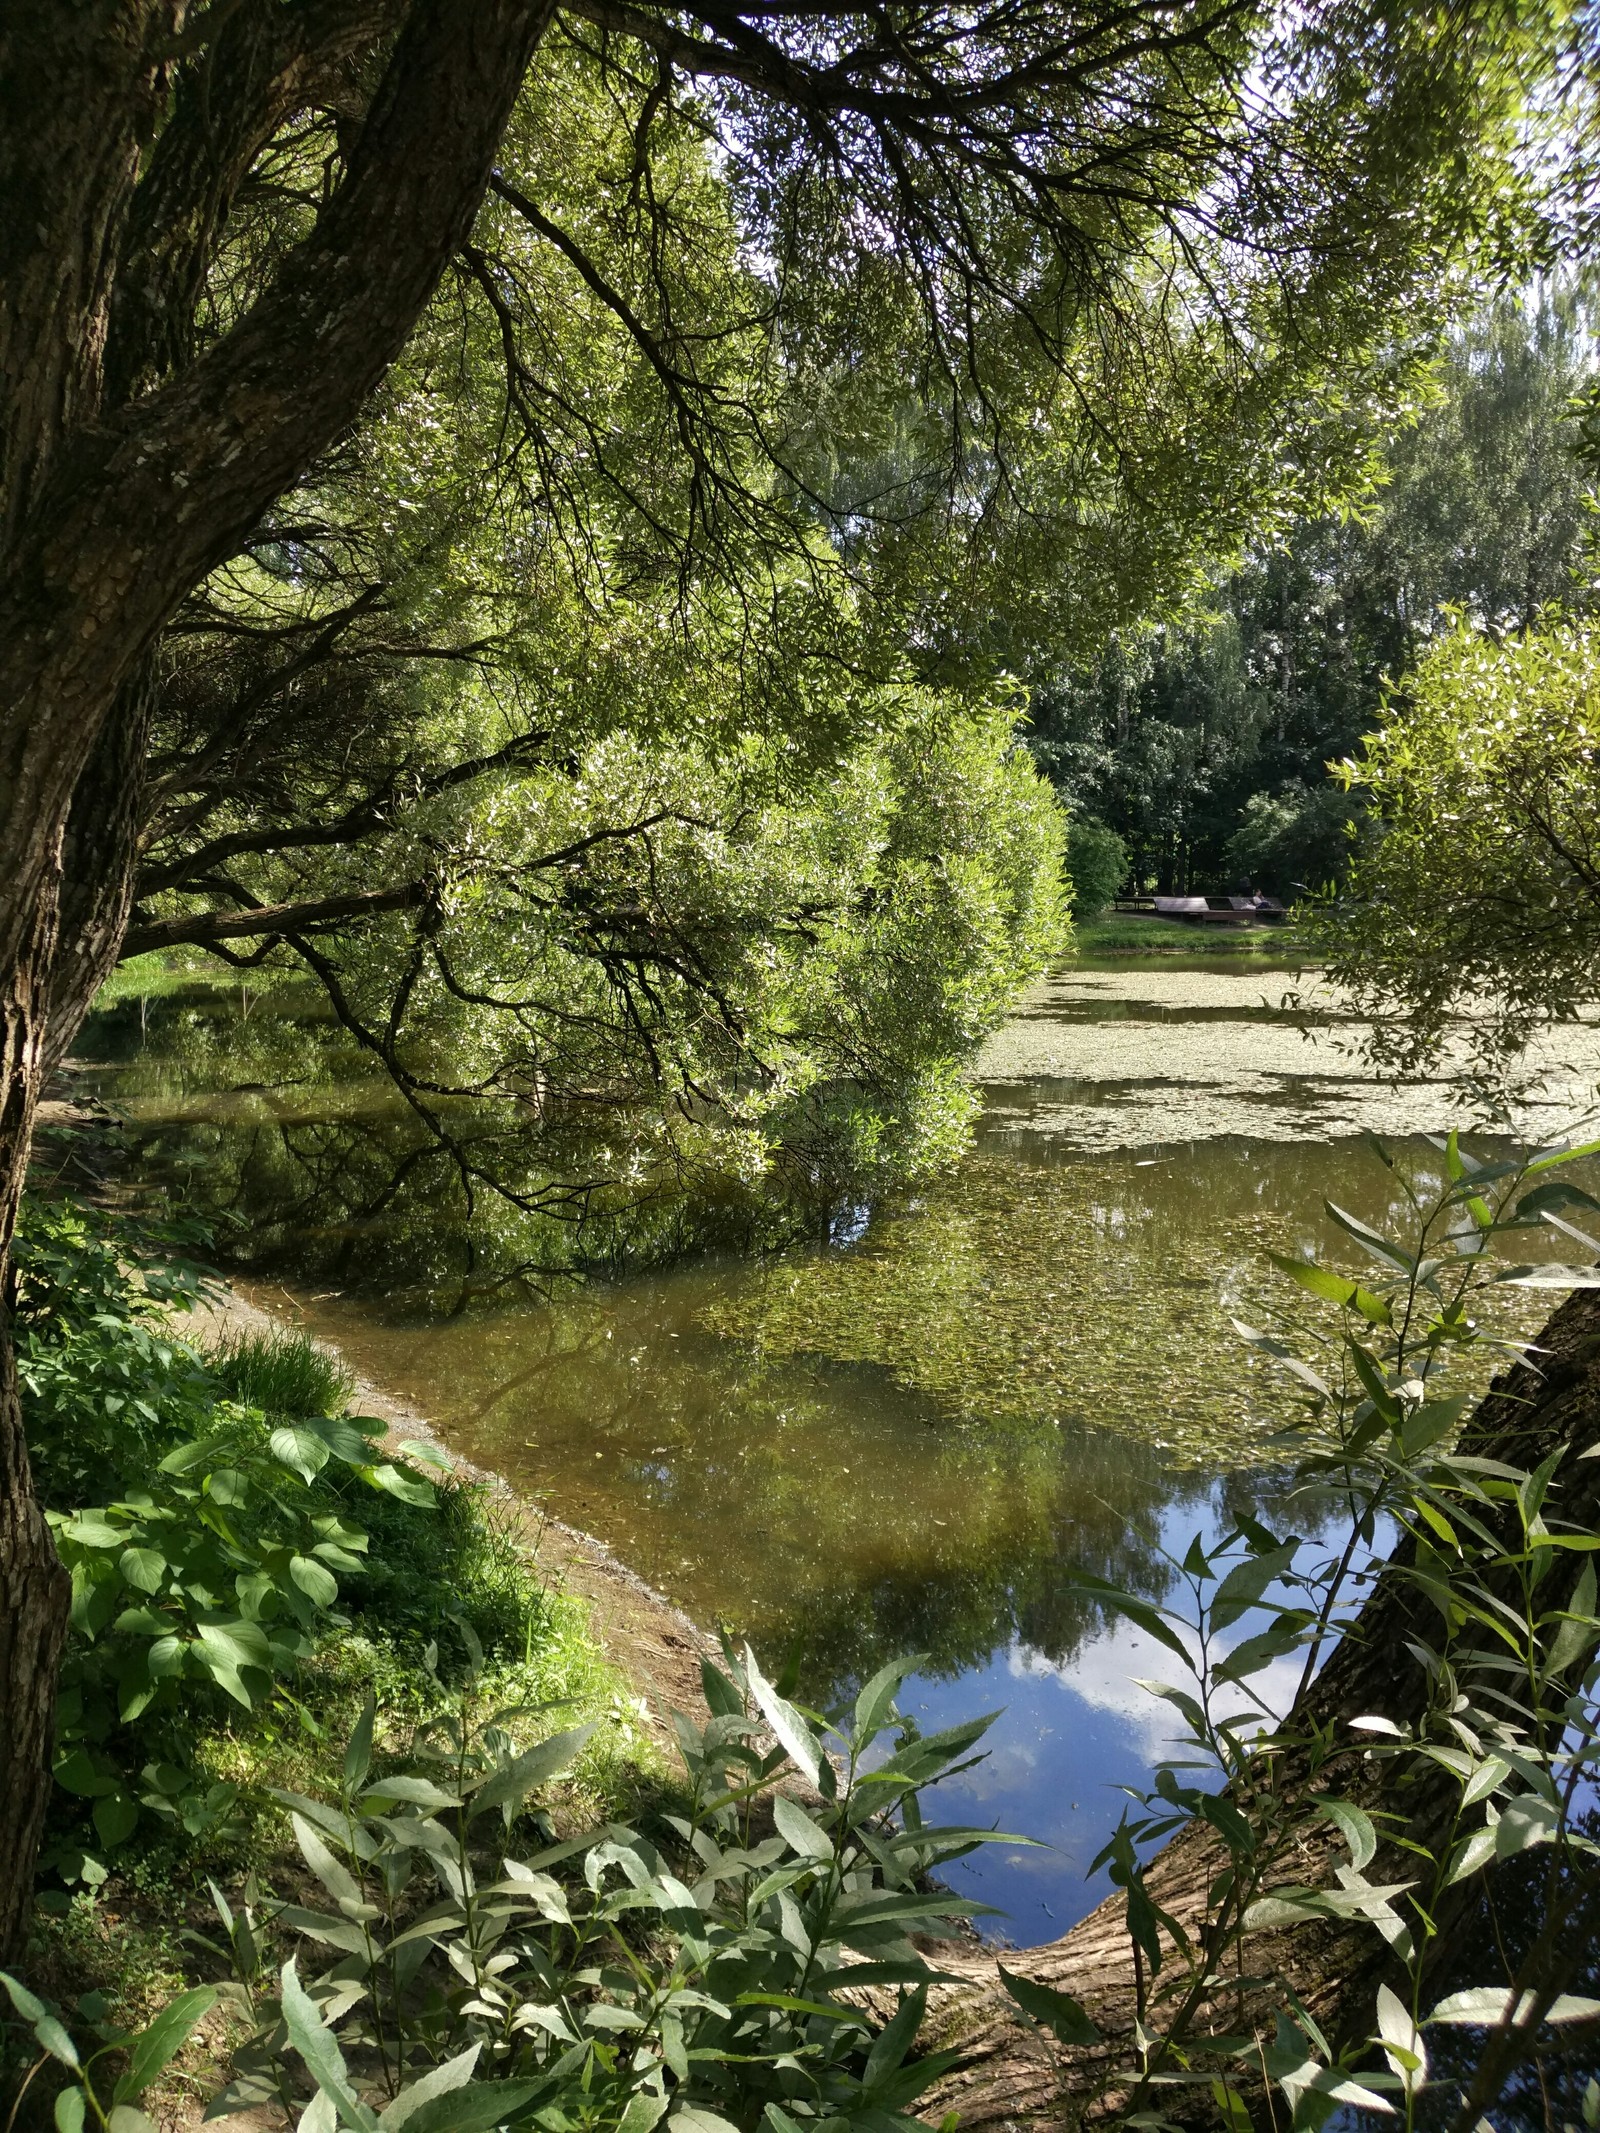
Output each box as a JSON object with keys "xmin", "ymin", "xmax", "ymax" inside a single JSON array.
[
  {"xmin": 0, "ymin": 0, "xmax": 557, "ymax": 1959},
  {"xmin": 921, "ymin": 1290, "xmax": 1600, "ymax": 2126}
]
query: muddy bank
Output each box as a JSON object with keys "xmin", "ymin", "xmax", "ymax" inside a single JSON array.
[{"xmin": 185, "ymin": 1278, "xmax": 717, "ymax": 1732}]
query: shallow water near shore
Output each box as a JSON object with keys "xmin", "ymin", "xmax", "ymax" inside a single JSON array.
[{"xmin": 76, "ymin": 956, "xmax": 1600, "ymax": 1943}]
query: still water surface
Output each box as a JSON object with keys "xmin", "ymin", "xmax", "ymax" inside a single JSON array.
[{"xmin": 78, "ymin": 956, "xmax": 1600, "ymax": 1944}]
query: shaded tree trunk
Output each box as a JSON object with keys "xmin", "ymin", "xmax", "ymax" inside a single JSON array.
[{"xmin": 920, "ymin": 1290, "xmax": 1600, "ymax": 2126}]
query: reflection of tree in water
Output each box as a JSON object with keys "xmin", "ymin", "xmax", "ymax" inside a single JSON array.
[{"xmin": 79, "ymin": 987, "xmax": 816, "ymax": 1306}]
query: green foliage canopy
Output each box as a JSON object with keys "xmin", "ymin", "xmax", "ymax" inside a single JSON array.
[{"xmin": 1321, "ymin": 619, "xmax": 1600, "ymax": 1070}]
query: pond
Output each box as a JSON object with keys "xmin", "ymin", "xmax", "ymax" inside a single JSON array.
[{"xmin": 74, "ymin": 955, "xmax": 1600, "ymax": 1945}]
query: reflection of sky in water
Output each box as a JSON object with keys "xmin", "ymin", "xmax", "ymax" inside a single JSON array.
[{"xmin": 898, "ymin": 1487, "xmax": 1382, "ymax": 1944}]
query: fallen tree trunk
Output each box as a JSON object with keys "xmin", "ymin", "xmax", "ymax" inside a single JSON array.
[{"xmin": 921, "ymin": 1288, "xmax": 1600, "ymax": 2127}]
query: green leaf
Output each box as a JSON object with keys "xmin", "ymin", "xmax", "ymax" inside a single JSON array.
[
  {"xmin": 399, "ymin": 2087, "xmax": 544, "ymax": 2133},
  {"xmin": 1428, "ymin": 1988, "xmax": 1600, "ymax": 2026},
  {"xmin": 292, "ymin": 1813, "xmax": 362, "ymax": 1909},
  {"xmin": 117, "ymin": 1548, "xmax": 165, "ymax": 1595},
  {"xmin": 55, "ymin": 2087, "xmax": 85, "ymax": 2133},
  {"xmin": 999, "ymin": 1966, "xmax": 1099, "ymax": 2045},
  {"xmin": 1268, "ymin": 1254, "xmax": 1392, "ymax": 1326},
  {"xmin": 471, "ymin": 1723, "xmax": 595, "ymax": 1819},
  {"xmin": 1315, "ymin": 1799, "xmax": 1377, "ymax": 1871},
  {"xmin": 344, "ymin": 1693, "xmax": 376, "ymax": 1795},
  {"xmin": 279, "ymin": 1960, "xmax": 378, "ymax": 2132},
  {"xmin": 615, "ymin": 2095, "xmax": 669, "ymax": 2133},
  {"xmin": 1210, "ymin": 1540, "xmax": 1299, "ymax": 1631},
  {"xmin": 360, "ymin": 1774, "xmax": 460, "ymax": 1811},
  {"xmin": 743, "ymin": 1647, "xmax": 824, "ymax": 1786},
  {"xmin": 669, "ymin": 2111, "xmax": 742, "ymax": 2133},
  {"xmin": 0, "ymin": 1972, "xmax": 47, "ymax": 2023},
  {"xmin": 1056, "ymin": 1574, "xmax": 1193, "ymax": 1666},
  {"xmin": 54, "ymin": 1748, "xmax": 116, "ymax": 1799},
  {"xmin": 853, "ymin": 1654, "xmax": 923, "ymax": 1747},
  {"xmin": 108, "ymin": 2110, "xmax": 158, "ymax": 2133},
  {"xmin": 289, "ymin": 1556, "xmax": 338, "ymax": 1607},
  {"xmin": 1324, "ymin": 1201, "xmax": 1415, "ymax": 1273},
  {"xmin": 1546, "ymin": 1557, "xmax": 1597, "ymax": 1679},
  {"xmin": 377, "ymin": 2045, "xmax": 480, "ymax": 2129},
  {"xmin": 362, "ymin": 1463, "xmax": 435, "ymax": 1508},
  {"xmin": 93, "ymin": 1793, "xmax": 140, "ymax": 1848},
  {"xmin": 62, "ymin": 1515, "xmax": 125, "ymax": 1550},
  {"xmin": 1214, "ymin": 1616, "xmax": 1307, "ymax": 1684},
  {"xmin": 772, "ymin": 1793, "xmax": 834, "ymax": 1861},
  {"xmin": 699, "ymin": 1658, "xmax": 744, "ymax": 1718},
  {"xmin": 270, "ymin": 1426, "xmax": 330, "ymax": 1482},
  {"xmin": 195, "ymin": 1619, "xmax": 271, "ymax": 1677},
  {"xmin": 114, "ymin": 1988, "xmax": 218, "ymax": 2104}
]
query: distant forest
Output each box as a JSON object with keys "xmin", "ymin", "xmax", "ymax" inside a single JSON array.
[{"xmin": 1030, "ymin": 283, "xmax": 1600, "ymax": 898}]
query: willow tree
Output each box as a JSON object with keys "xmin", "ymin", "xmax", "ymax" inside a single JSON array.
[{"xmin": 0, "ymin": 0, "xmax": 1559, "ymax": 1949}]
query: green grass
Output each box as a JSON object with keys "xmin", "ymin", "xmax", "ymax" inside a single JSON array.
[
  {"xmin": 90, "ymin": 950, "xmax": 249, "ymax": 1007},
  {"xmin": 209, "ymin": 1326, "xmax": 356, "ymax": 1417},
  {"xmin": 1074, "ymin": 910, "xmax": 1312, "ymax": 957}
]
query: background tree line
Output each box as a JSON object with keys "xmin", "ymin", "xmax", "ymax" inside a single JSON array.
[{"xmin": 1030, "ymin": 279, "xmax": 1600, "ymax": 900}]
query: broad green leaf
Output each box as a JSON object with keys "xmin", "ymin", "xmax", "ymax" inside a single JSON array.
[
  {"xmin": 114, "ymin": 1988, "xmax": 218, "ymax": 2103},
  {"xmin": 999, "ymin": 1966, "xmax": 1099, "ymax": 2045},
  {"xmin": 278, "ymin": 1960, "xmax": 378, "ymax": 2132},
  {"xmin": 195, "ymin": 1619, "xmax": 271, "ymax": 1675},
  {"xmin": 289, "ymin": 1556, "xmax": 338, "ymax": 1607},
  {"xmin": 270, "ymin": 1426, "xmax": 330, "ymax": 1482},
  {"xmin": 93, "ymin": 1793, "xmax": 139, "ymax": 1848},
  {"xmin": 362, "ymin": 1463, "xmax": 435, "ymax": 1508},
  {"xmin": 117, "ymin": 1547, "xmax": 165, "ymax": 1595}
]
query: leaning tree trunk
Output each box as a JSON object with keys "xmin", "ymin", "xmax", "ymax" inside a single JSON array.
[{"xmin": 919, "ymin": 1290, "xmax": 1600, "ymax": 2126}]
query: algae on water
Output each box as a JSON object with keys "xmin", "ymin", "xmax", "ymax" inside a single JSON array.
[{"xmin": 701, "ymin": 1155, "xmax": 1308, "ymax": 1467}]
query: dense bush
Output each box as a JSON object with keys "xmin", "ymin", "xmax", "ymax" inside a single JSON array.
[
  {"xmin": 1063, "ymin": 813, "xmax": 1127, "ymax": 918},
  {"xmin": 12, "ymin": 1199, "xmax": 512, "ymax": 1880},
  {"xmin": 8, "ymin": 1639, "xmax": 1003, "ymax": 2133}
]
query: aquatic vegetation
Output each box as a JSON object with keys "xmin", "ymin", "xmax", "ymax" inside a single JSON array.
[{"xmin": 702, "ymin": 1155, "xmax": 1300, "ymax": 1466}]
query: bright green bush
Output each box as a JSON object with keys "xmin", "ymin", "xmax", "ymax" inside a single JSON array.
[
  {"xmin": 15, "ymin": 1201, "xmax": 444, "ymax": 1876},
  {"xmin": 1063, "ymin": 813, "xmax": 1127, "ymax": 919}
]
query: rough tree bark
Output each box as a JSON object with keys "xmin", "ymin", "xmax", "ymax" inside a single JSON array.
[
  {"xmin": 0, "ymin": 0, "xmax": 557, "ymax": 1958},
  {"xmin": 917, "ymin": 1289, "xmax": 1600, "ymax": 2126}
]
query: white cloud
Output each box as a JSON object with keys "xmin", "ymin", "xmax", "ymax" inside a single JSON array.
[{"xmin": 1010, "ymin": 1617, "xmax": 1304, "ymax": 1766}]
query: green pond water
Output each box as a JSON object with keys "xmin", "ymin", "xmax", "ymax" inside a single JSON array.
[{"xmin": 73, "ymin": 956, "xmax": 1600, "ymax": 1944}]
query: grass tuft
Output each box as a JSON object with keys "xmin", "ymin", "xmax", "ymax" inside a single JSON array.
[{"xmin": 208, "ymin": 1327, "xmax": 354, "ymax": 1418}]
